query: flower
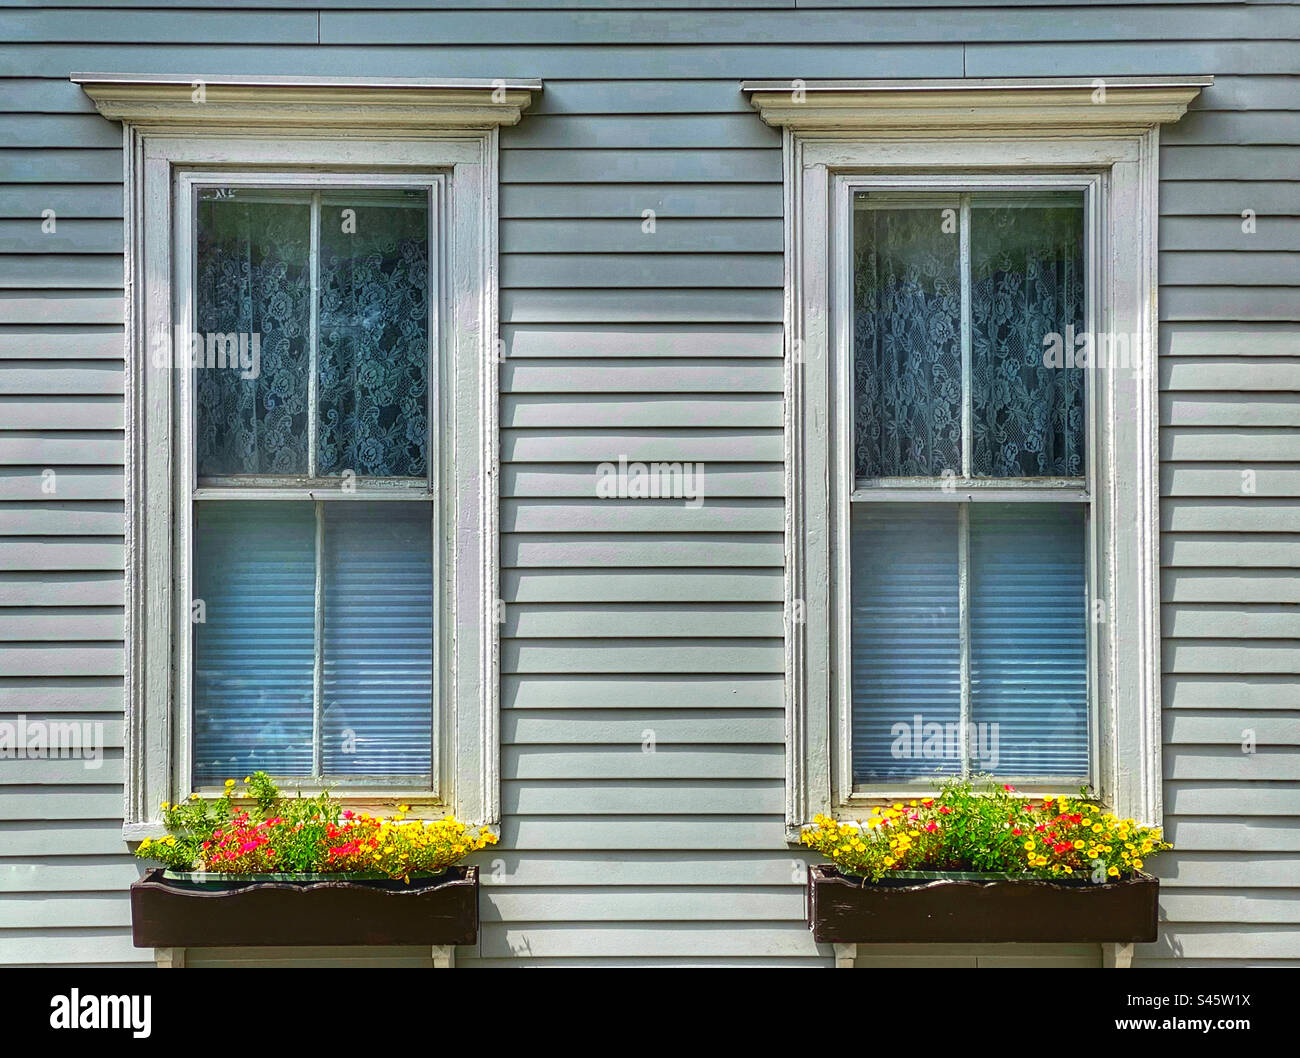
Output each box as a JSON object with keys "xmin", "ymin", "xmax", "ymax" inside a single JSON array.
[{"xmin": 795, "ymin": 779, "xmax": 1170, "ymax": 884}]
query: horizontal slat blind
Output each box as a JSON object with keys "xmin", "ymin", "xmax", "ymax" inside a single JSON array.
[
  {"xmin": 969, "ymin": 503, "xmax": 1088, "ymax": 779},
  {"xmin": 322, "ymin": 503, "xmax": 434, "ymax": 777},
  {"xmin": 193, "ymin": 502, "xmax": 316, "ymax": 783},
  {"xmin": 850, "ymin": 503, "xmax": 961, "ymax": 783}
]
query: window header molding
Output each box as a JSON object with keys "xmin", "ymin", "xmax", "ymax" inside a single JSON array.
[
  {"xmin": 743, "ymin": 76, "xmax": 1211, "ymax": 134},
  {"xmin": 73, "ymin": 73, "xmax": 543, "ymax": 132}
]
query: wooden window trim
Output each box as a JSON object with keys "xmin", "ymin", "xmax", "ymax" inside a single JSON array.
[
  {"xmin": 744, "ymin": 77, "xmax": 1211, "ymax": 837},
  {"xmin": 74, "ymin": 75, "xmax": 543, "ymax": 837}
]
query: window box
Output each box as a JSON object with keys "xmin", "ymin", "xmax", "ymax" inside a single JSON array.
[
  {"xmin": 130, "ymin": 866, "xmax": 478, "ymax": 949},
  {"xmin": 806, "ymin": 864, "xmax": 1157, "ymax": 944}
]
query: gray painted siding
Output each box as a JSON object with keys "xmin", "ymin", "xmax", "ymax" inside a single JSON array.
[{"xmin": 0, "ymin": 3, "xmax": 1296, "ymax": 967}]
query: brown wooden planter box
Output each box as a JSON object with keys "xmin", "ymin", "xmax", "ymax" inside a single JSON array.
[
  {"xmin": 131, "ymin": 866, "xmax": 478, "ymax": 948},
  {"xmin": 807, "ymin": 864, "xmax": 1158, "ymax": 944}
]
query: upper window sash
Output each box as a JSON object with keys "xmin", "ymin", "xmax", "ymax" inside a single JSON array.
[
  {"xmin": 176, "ymin": 170, "xmax": 444, "ymax": 497},
  {"xmin": 839, "ymin": 174, "xmax": 1101, "ymax": 497}
]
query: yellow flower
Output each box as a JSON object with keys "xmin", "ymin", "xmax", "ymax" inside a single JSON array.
[
  {"xmin": 1073, "ymin": 840, "xmax": 1085, "ymax": 849},
  {"xmin": 1092, "ymin": 823, "xmax": 1103, "ymax": 833},
  {"xmin": 398, "ymin": 804, "xmax": 410, "ymax": 813},
  {"xmin": 224, "ymin": 779, "xmax": 236, "ymax": 788},
  {"xmin": 1023, "ymin": 840, "xmax": 1036, "ymax": 851},
  {"xmin": 1107, "ymin": 866, "xmax": 1120, "ymax": 877},
  {"xmin": 1132, "ymin": 859, "xmax": 1144, "ymax": 870},
  {"xmin": 243, "ymin": 776, "xmax": 251, "ymax": 783}
]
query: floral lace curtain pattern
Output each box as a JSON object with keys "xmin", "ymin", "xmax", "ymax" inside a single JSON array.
[
  {"xmin": 195, "ymin": 188, "xmax": 430, "ymax": 479},
  {"xmin": 853, "ymin": 196, "xmax": 1085, "ymax": 480},
  {"xmin": 317, "ymin": 194, "xmax": 429, "ymax": 478},
  {"xmin": 853, "ymin": 207, "xmax": 962, "ymax": 478},
  {"xmin": 971, "ymin": 203, "xmax": 1085, "ymax": 478},
  {"xmin": 195, "ymin": 196, "xmax": 312, "ymax": 475}
]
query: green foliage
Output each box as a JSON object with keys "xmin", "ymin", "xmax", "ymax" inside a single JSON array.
[{"xmin": 802, "ymin": 778, "xmax": 1170, "ymax": 883}]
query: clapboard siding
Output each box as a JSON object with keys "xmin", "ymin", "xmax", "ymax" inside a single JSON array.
[{"xmin": 0, "ymin": 2, "xmax": 1294, "ymax": 969}]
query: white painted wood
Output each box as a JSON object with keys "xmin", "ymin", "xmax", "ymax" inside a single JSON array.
[
  {"xmin": 1103, "ymin": 942, "xmax": 1134, "ymax": 969},
  {"xmin": 154, "ymin": 946, "xmax": 185, "ymax": 968},
  {"xmin": 100, "ymin": 94, "xmax": 511, "ymax": 832},
  {"xmin": 744, "ymin": 77, "xmax": 1211, "ymax": 133},
  {"xmin": 431, "ymin": 945, "xmax": 455, "ymax": 968},
  {"xmin": 833, "ymin": 942, "xmax": 857, "ymax": 968},
  {"xmin": 778, "ymin": 101, "xmax": 1201, "ymax": 830},
  {"xmin": 73, "ymin": 74, "xmax": 541, "ymax": 131}
]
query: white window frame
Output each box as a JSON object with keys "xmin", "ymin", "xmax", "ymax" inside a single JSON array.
[
  {"xmin": 743, "ymin": 76, "xmax": 1211, "ymax": 836},
  {"xmin": 177, "ymin": 170, "xmax": 444, "ymax": 800},
  {"xmin": 73, "ymin": 74, "xmax": 543, "ymax": 837},
  {"xmin": 843, "ymin": 176, "xmax": 1100, "ymax": 800}
]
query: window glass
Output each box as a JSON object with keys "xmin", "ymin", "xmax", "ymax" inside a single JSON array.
[
  {"xmin": 193, "ymin": 502, "xmax": 316, "ymax": 783},
  {"xmin": 853, "ymin": 205, "xmax": 962, "ymax": 478},
  {"xmin": 850, "ymin": 189, "xmax": 1090, "ymax": 787},
  {"xmin": 191, "ymin": 185, "xmax": 434, "ymax": 786},
  {"xmin": 969, "ymin": 503, "xmax": 1088, "ymax": 779},
  {"xmin": 850, "ymin": 504, "xmax": 961, "ymax": 783},
  {"xmin": 970, "ymin": 195, "xmax": 1085, "ymax": 477},
  {"xmin": 317, "ymin": 191, "xmax": 430, "ymax": 478},
  {"xmin": 322, "ymin": 503, "xmax": 434, "ymax": 777},
  {"xmin": 195, "ymin": 192, "xmax": 312, "ymax": 476}
]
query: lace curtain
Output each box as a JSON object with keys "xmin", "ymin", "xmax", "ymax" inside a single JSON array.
[
  {"xmin": 853, "ymin": 207, "xmax": 962, "ymax": 478},
  {"xmin": 195, "ymin": 190, "xmax": 429, "ymax": 478},
  {"xmin": 853, "ymin": 198, "xmax": 1085, "ymax": 479},
  {"xmin": 971, "ymin": 203, "xmax": 1085, "ymax": 477},
  {"xmin": 195, "ymin": 197, "xmax": 312, "ymax": 475},
  {"xmin": 317, "ymin": 195, "xmax": 429, "ymax": 477}
]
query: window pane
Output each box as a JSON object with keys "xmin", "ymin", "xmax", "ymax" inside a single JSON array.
[
  {"xmin": 853, "ymin": 204, "xmax": 962, "ymax": 478},
  {"xmin": 317, "ymin": 191, "xmax": 430, "ymax": 478},
  {"xmin": 851, "ymin": 504, "xmax": 962, "ymax": 783},
  {"xmin": 195, "ymin": 192, "xmax": 312, "ymax": 476},
  {"xmin": 322, "ymin": 504, "xmax": 433, "ymax": 776},
  {"xmin": 193, "ymin": 502, "xmax": 316, "ymax": 783},
  {"xmin": 971, "ymin": 194, "xmax": 1086, "ymax": 477},
  {"xmin": 969, "ymin": 504, "xmax": 1089, "ymax": 778}
]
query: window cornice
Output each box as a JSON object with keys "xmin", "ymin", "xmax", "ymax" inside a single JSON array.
[
  {"xmin": 72, "ymin": 73, "xmax": 542, "ymax": 132},
  {"xmin": 742, "ymin": 76, "xmax": 1211, "ymax": 135}
]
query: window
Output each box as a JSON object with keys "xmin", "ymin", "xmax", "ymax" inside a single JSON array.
[
  {"xmin": 850, "ymin": 187, "xmax": 1092, "ymax": 791},
  {"xmin": 188, "ymin": 182, "xmax": 437, "ymax": 790},
  {"xmin": 743, "ymin": 76, "xmax": 1211, "ymax": 832},
  {"xmin": 74, "ymin": 74, "xmax": 543, "ymax": 834}
]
